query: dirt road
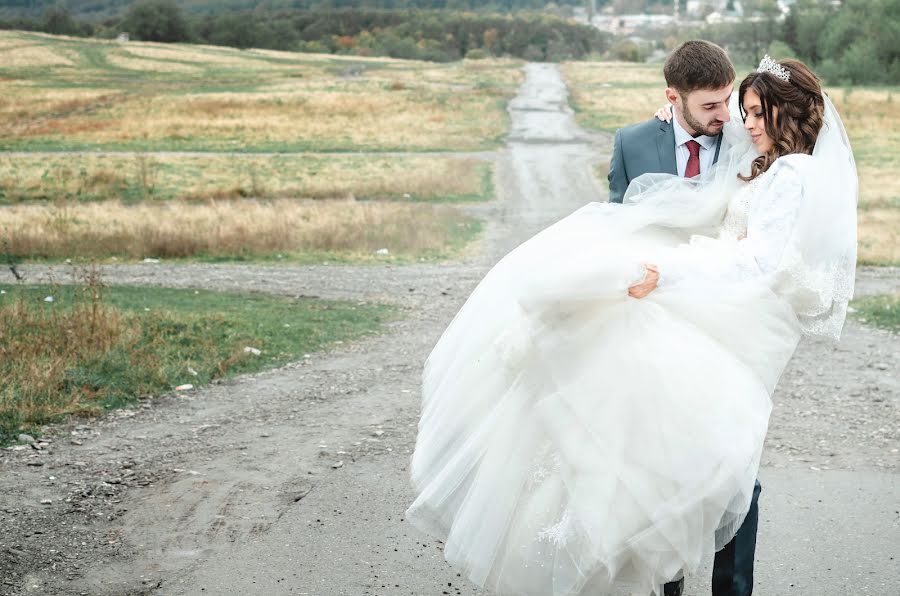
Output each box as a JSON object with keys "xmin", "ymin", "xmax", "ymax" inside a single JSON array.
[{"xmin": 1, "ymin": 64, "xmax": 897, "ymax": 596}]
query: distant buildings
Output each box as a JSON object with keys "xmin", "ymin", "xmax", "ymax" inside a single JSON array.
[{"xmin": 572, "ymin": 0, "xmax": 805, "ymax": 36}]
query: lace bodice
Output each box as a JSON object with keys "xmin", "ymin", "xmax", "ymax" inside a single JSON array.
[
  {"xmin": 718, "ymin": 180, "xmax": 756, "ymax": 240},
  {"xmin": 657, "ymin": 157, "xmax": 806, "ymax": 287},
  {"xmin": 650, "ymin": 153, "xmax": 855, "ymax": 342}
]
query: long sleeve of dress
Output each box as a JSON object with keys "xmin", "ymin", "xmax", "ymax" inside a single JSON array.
[{"xmin": 655, "ymin": 159, "xmax": 805, "ymax": 288}]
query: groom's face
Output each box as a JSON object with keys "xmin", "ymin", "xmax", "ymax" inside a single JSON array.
[{"xmin": 668, "ymin": 85, "xmax": 733, "ymax": 137}]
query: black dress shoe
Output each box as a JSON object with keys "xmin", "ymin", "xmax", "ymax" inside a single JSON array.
[{"xmin": 662, "ymin": 577, "xmax": 684, "ymax": 596}]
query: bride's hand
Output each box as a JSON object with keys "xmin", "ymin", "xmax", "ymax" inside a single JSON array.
[
  {"xmin": 628, "ymin": 263, "xmax": 659, "ymax": 299},
  {"xmin": 654, "ymin": 104, "xmax": 673, "ymax": 123}
]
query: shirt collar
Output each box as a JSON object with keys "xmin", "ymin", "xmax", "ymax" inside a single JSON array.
[{"xmin": 672, "ymin": 111, "xmax": 717, "ymax": 150}]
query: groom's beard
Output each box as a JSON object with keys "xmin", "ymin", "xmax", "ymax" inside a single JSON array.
[{"xmin": 681, "ymin": 104, "xmax": 725, "ymax": 137}]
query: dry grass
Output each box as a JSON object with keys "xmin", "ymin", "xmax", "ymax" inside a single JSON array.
[
  {"xmin": 0, "ymin": 154, "xmax": 490, "ymax": 202},
  {"xmin": 0, "ymin": 198, "xmax": 479, "ymax": 260},
  {"xmin": 0, "ymin": 38, "xmax": 29, "ymax": 49},
  {"xmin": 562, "ymin": 60, "xmax": 665, "ymax": 86},
  {"xmin": 370, "ymin": 57, "xmax": 524, "ymax": 88},
  {"xmin": 0, "ymin": 271, "xmax": 393, "ymax": 443},
  {"xmin": 121, "ymin": 44, "xmax": 281, "ymax": 68},
  {"xmin": 826, "ymin": 86, "xmax": 899, "ymax": 266},
  {"xmin": 106, "ymin": 50, "xmax": 202, "ymax": 73},
  {"xmin": 855, "ymin": 208, "xmax": 899, "ymax": 265},
  {"xmin": 111, "ymin": 83, "xmax": 509, "ymax": 151},
  {"xmin": 0, "ymin": 43, "xmax": 75, "ymax": 67},
  {"xmin": 0, "ymin": 31, "xmax": 523, "ymax": 152},
  {"xmin": 0, "ymin": 269, "xmax": 124, "ymax": 429},
  {"xmin": 0, "ymin": 85, "xmax": 125, "ymax": 136},
  {"xmin": 561, "ymin": 61, "xmax": 666, "ymax": 133},
  {"xmin": 562, "ymin": 60, "xmax": 900, "ymax": 266}
]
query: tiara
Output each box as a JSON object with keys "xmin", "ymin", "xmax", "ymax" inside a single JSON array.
[{"xmin": 757, "ymin": 55, "xmax": 791, "ymax": 82}]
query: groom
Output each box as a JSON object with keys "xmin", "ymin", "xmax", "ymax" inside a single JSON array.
[
  {"xmin": 608, "ymin": 40, "xmax": 731, "ymax": 202},
  {"xmin": 607, "ymin": 41, "xmax": 763, "ymax": 596}
]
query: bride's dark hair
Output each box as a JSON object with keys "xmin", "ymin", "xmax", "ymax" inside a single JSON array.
[{"xmin": 738, "ymin": 58, "xmax": 825, "ymax": 182}]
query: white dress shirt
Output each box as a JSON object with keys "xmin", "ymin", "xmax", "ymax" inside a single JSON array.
[{"xmin": 672, "ymin": 113, "xmax": 718, "ymax": 178}]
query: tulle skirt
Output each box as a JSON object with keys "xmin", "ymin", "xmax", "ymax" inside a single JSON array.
[{"xmin": 406, "ymin": 202, "xmax": 801, "ymax": 596}]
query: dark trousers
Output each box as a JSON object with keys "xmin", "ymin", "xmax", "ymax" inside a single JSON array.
[{"xmin": 663, "ymin": 480, "xmax": 762, "ymax": 596}]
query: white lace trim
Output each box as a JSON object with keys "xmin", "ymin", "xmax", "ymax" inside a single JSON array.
[{"xmin": 659, "ymin": 156, "xmax": 854, "ymax": 341}]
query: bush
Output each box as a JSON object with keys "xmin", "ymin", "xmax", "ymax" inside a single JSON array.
[
  {"xmin": 121, "ymin": 0, "xmax": 190, "ymax": 43},
  {"xmin": 820, "ymin": 38, "xmax": 891, "ymax": 85},
  {"xmin": 42, "ymin": 7, "xmax": 81, "ymax": 37},
  {"xmin": 609, "ymin": 40, "xmax": 646, "ymax": 63},
  {"xmin": 765, "ymin": 40, "xmax": 797, "ymax": 61},
  {"xmin": 465, "ymin": 48, "xmax": 488, "ymax": 59},
  {"xmin": 298, "ymin": 40, "xmax": 330, "ymax": 54}
]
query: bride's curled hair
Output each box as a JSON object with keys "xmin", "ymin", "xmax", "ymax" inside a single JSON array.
[{"xmin": 739, "ymin": 59, "xmax": 825, "ymax": 182}]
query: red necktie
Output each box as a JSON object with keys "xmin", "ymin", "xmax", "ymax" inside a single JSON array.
[{"xmin": 685, "ymin": 140, "xmax": 701, "ymax": 178}]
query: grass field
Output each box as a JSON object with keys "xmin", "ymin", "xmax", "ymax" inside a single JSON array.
[
  {"xmin": 0, "ymin": 154, "xmax": 493, "ymax": 204},
  {"xmin": 0, "ymin": 151, "xmax": 488, "ymax": 262},
  {"xmin": 0, "ymin": 31, "xmax": 508, "ymax": 263},
  {"xmin": 0, "ymin": 199, "xmax": 482, "ymax": 262},
  {"xmin": 0, "ymin": 275, "xmax": 395, "ymax": 444},
  {"xmin": 0, "ymin": 31, "xmax": 523, "ymax": 153},
  {"xmin": 0, "ymin": 32, "xmax": 507, "ymax": 438},
  {"xmin": 562, "ymin": 61, "xmax": 900, "ymax": 266}
]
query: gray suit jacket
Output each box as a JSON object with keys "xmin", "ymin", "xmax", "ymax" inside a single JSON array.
[{"xmin": 607, "ymin": 118, "xmax": 724, "ymax": 203}]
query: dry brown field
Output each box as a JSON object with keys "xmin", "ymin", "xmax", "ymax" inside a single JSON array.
[
  {"xmin": 0, "ymin": 31, "xmax": 522, "ymax": 152},
  {"xmin": 0, "ymin": 154, "xmax": 490, "ymax": 203},
  {"xmin": 0, "ymin": 199, "xmax": 479, "ymax": 262},
  {"xmin": 0, "ymin": 31, "xmax": 515, "ymax": 262}
]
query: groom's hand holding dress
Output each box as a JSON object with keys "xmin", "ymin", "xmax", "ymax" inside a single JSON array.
[{"xmin": 627, "ymin": 264, "xmax": 659, "ymax": 298}]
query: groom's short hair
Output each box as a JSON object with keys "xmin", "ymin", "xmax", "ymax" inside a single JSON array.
[{"xmin": 664, "ymin": 40, "xmax": 735, "ymax": 93}]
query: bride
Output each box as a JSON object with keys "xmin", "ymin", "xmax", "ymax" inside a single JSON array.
[{"xmin": 405, "ymin": 57, "xmax": 857, "ymax": 596}]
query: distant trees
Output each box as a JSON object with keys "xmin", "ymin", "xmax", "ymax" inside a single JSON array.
[
  {"xmin": 794, "ymin": 0, "xmax": 900, "ymax": 84},
  {"xmin": 0, "ymin": 0, "xmax": 609, "ymax": 20},
  {"xmin": 203, "ymin": 13, "xmax": 263, "ymax": 49},
  {"xmin": 189, "ymin": 10, "xmax": 609, "ymax": 62},
  {"xmin": 739, "ymin": 0, "xmax": 900, "ymax": 84},
  {"xmin": 1, "ymin": 1, "xmax": 895, "ymax": 82},
  {"xmin": 41, "ymin": 7, "xmax": 83, "ymax": 36},
  {"xmin": 684, "ymin": 0, "xmax": 899, "ymax": 85},
  {"xmin": 121, "ymin": 0, "xmax": 190, "ymax": 43}
]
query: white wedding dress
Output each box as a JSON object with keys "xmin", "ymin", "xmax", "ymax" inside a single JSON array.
[{"xmin": 406, "ymin": 100, "xmax": 857, "ymax": 596}]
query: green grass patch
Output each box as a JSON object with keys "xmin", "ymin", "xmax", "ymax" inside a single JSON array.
[
  {"xmin": 850, "ymin": 294, "xmax": 900, "ymax": 333},
  {"xmin": 0, "ymin": 278, "xmax": 396, "ymax": 445}
]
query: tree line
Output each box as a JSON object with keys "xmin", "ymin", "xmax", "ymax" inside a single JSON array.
[
  {"xmin": 0, "ymin": 1, "xmax": 609, "ymax": 62},
  {"xmin": 0, "ymin": 0, "xmax": 598, "ymax": 21},
  {"xmin": 2, "ymin": 0, "xmax": 896, "ymax": 82},
  {"xmin": 679, "ymin": 0, "xmax": 898, "ymax": 85}
]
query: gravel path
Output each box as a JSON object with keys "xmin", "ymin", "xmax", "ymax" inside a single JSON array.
[{"xmin": 1, "ymin": 63, "xmax": 897, "ymax": 596}]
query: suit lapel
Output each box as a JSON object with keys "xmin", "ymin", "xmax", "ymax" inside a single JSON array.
[
  {"xmin": 712, "ymin": 132, "xmax": 724, "ymax": 164},
  {"xmin": 656, "ymin": 120, "xmax": 677, "ymax": 176}
]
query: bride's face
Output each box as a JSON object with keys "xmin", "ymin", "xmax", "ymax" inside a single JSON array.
[{"xmin": 742, "ymin": 88, "xmax": 775, "ymax": 153}]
